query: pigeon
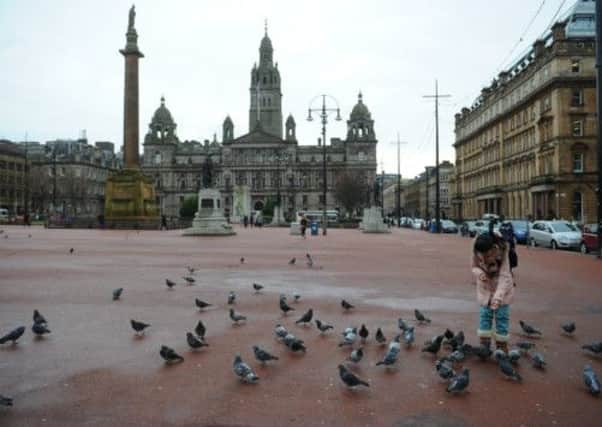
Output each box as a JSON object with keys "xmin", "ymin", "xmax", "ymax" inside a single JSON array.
[
  {"xmin": 0, "ymin": 326, "xmax": 26, "ymax": 344},
  {"xmin": 195, "ymin": 298, "xmax": 212, "ymax": 310},
  {"xmin": 516, "ymin": 341, "xmax": 536, "ymax": 352},
  {"xmin": 397, "ymin": 318, "xmax": 410, "ymax": 331},
  {"xmin": 284, "ymin": 334, "xmax": 306, "ymax": 352},
  {"xmin": 165, "ymin": 279, "xmax": 176, "ymax": 289},
  {"xmin": 376, "ymin": 346, "xmax": 400, "ymax": 367},
  {"xmin": 187, "ymin": 332, "xmax": 208, "ymax": 350},
  {"xmin": 112, "ymin": 288, "xmax": 123, "ymax": 301},
  {"xmin": 160, "ymin": 345, "xmax": 184, "ymax": 364},
  {"xmin": 508, "ymin": 348, "xmax": 522, "ymax": 364},
  {"xmin": 229, "ymin": 309, "xmax": 247, "ymax": 324},
  {"xmin": 495, "ymin": 350, "xmax": 522, "ymax": 382},
  {"xmin": 583, "ymin": 364, "xmax": 601, "ymax": 395},
  {"xmin": 446, "ymin": 368, "xmax": 470, "ymax": 393},
  {"xmin": 31, "ymin": 323, "xmax": 51, "ymax": 336},
  {"xmin": 274, "ymin": 324, "xmax": 288, "ymax": 340},
  {"xmin": 561, "ymin": 322, "xmax": 576, "ymax": 335},
  {"xmin": 348, "ymin": 347, "xmax": 364, "ymax": 364},
  {"xmin": 375, "ymin": 327, "xmax": 387, "ymax": 345},
  {"xmin": 403, "ymin": 327, "xmax": 415, "ymax": 347},
  {"xmin": 341, "ymin": 299, "xmax": 354, "ymax": 311},
  {"xmin": 338, "ymin": 364, "xmax": 369, "ymax": 388},
  {"xmin": 186, "ymin": 266, "xmax": 196, "ymax": 275},
  {"xmin": 33, "ymin": 309, "xmax": 47, "ymax": 326},
  {"xmin": 252, "ymin": 283, "xmax": 264, "ymax": 293},
  {"xmin": 0, "ymin": 394, "xmax": 13, "ymax": 407},
  {"xmin": 293, "ymin": 293, "xmax": 301, "ymax": 303},
  {"xmin": 473, "ymin": 344, "xmax": 493, "ymax": 361},
  {"xmin": 519, "ymin": 320, "xmax": 542, "ymax": 337},
  {"xmin": 295, "ymin": 308, "xmax": 313, "ymax": 325},
  {"xmin": 444, "ymin": 328, "xmax": 455, "ymax": 340},
  {"xmin": 306, "ymin": 253, "xmax": 313, "ymax": 268},
  {"xmin": 339, "ymin": 328, "xmax": 357, "ymax": 347},
  {"xmin": 414, "ymin": 309, "xmax": 431, "ymax": 324},
  {"xmin": 279, "ymin": 297, "xmax": 295, "ymax": 315},
  {"xmin": 28, "ymin": 234, "xmax": 32, "ymax": 238},
  {"xmin": 436, "ymin": 358, "xmax": 456, "ymax": 380},
  {"xmin": 531, "ymin": 352, "xmax": 546, "ymax": 369},
  {"xmin": 253, "ymin": 345, "xmax": 279, "ymax": 364},
  {"xmin": 69, "ymin": 248, "xmax": 74, "ymax": 254},
  {"xmin": 183, "ymin": 276, "xmax": 195, "ymax": 285},
  {"xmin": 288, "ymin": 257, "xmax": 296, "ymax": 265},
  {"xmin": 233, "ymin": 354, "xmax": 259, "ymax": 383},
  {"xmin": 421, "ymin": 335, "xmax": 444, "ymax": 355},
  {"xmin": 359, "ymin": 324, "xmax": 369, "ymax": 342},
  {"xmin": 315, "ymin": 319, "xmax": 334, "ymax": 333},
  {"xmin": 447, "ymin": 331, "xmax": 465, "ymax": 351},
  {"xmin": 228, "ymin": 291, "xmax": 236, "ymax": 305},
  {"xmin": 195, "ymin": 320, "xmax": 206, "ymax": 339},
  {"xmin": 130, "ymin": 319, "xmax": 150, "ymax": 335},
  {"xmin": 582, "ymin": 342, "xmax": 602, "ymax": 355},
  {"xmin": 240, "ymin": 257, "xmax": 245, "ymax": 264},
  {"xmin": 447, "ymin": 350, "xmax": 465, "ymax": 364}
]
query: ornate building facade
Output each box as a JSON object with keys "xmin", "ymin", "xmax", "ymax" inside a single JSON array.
[
  {"xmin": 452, "ymin": 0, "xmax": 598, "ymax": 223},
  {"xmin": 142, "ymin": 28, "xmax": 378, "ymax": 220}
]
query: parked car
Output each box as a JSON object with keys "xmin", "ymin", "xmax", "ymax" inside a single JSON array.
[
  {"xmin": 412, "ymin": 218, "xmax": 425, "ymax": 230},
  {"xmin": 460, "ymin": 221, "xmax": 478, "ymax": 237},
  {"xmin": 505, "ymin": 219, "xmax": 530, "ymax": 244},
  {"xmin": 438, "ymin": 219, "xmax": 458, "ymax": 233},
  {"xmin": 580, "ymin": 224, "xmax": 599, "ymax": 254},
  {"xmin": 474, "ymin": 219, "xmax": 499, "ymax": 236},
  {"xmin": 0, "ymin": 208, "xmax": 9, "ymax": 224},
  {"xmin": 529, "ymin": 221, "xmax": 582, "ymax": 250}
]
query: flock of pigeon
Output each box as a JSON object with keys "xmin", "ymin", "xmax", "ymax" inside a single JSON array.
[{"xmin": 1, "ymin": 251, "xmax": 601, "ymax": 410}]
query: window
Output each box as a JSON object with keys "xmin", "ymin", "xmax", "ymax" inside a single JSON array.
[
  {"xmin": 572, "ymin": 192, "xmax": 583, "ymax": 221},
  {"xmin": 572, "ymin": 120, "xmax": 583, "ymax": 137},
  {"xmin": 571, "ymin": 89, "xmax": 584, "ymax": 106},
  {"xmin": 573, "ymin": 152, "xmax": 584, "ymax": 173},
  {"xmin": 302, "ymin": 195, "xmax": 308, "ymax": 206},
  {"xmin": 571, "ymin": 59, "xmax": 580, "ymax": 73}
]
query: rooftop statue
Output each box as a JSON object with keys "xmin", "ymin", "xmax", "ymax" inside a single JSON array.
[{"xmin": 128, "ymin": 5, "xmax": 135, "ymax": 32}]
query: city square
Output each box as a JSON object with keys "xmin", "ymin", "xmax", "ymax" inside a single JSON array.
[{"xmin": 1, "ymin": 225, "xmax": 601, "ymax": 426}]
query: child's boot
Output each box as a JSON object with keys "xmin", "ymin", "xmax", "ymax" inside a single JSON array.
[
  {"xmin": 496, "ymin": 341, "xmax": 508, "ymax": 354},
  {"xmin": 479, "ymin": 336, "xmax": 491, "ymax": 349}
]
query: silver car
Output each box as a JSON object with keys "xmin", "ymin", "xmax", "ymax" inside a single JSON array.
[{"xmin": 529, "ymin": 221, "xmax": 582, "ymax": 250}]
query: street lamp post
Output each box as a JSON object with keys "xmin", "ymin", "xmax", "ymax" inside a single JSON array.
[
  {"xmin": 307, "ymin": 94, "xmax": 342, "ymax": 236},
  {"xmin": 272, "ymin": 148, "xmax": 287, "ymax": 224}
]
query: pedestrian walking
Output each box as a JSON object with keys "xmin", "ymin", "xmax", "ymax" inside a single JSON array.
[
  {"xmin": 160, "ymin": 215, "xmax": 168, "ymax": 231},
  {"xmin": 471, "ymin": 230, "xmax": 515, "ymax": 354},
  {"xmin": 300, "ymin": 214, "xmax": 307, "ymax": 239}
]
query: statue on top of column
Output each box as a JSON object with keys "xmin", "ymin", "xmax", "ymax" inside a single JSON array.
[
  {"xmin": 202, "ymin": 156, "xmax": 214, "ymax": 189},
  {"xmin": 128, "ymin": 5, "xmax": 136, "ymax": 32}
]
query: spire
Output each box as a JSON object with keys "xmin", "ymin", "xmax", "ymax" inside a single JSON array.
[
  {"xmin": 264, "ymin": 18, "xmax": 268, "ymax": 37},
  {"xmin": 358, "ymin": 91, "xmax": 363, "ymax": 103},
  {"xmin": 160, "ymin": 95, "xmax": 165, "ymax": 106},
  {"xmin": 259, "ymin": 20, "xmax": 273, "ymax": 67}
]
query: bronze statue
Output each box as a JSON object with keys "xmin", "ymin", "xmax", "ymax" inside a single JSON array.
[{"xmin": 128, "ymin": 5, "xmax": 136, "ymax": 32}]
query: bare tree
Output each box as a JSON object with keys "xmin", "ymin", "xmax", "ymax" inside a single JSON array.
[{"xmin": 334, "ymin": 169, "xmax": 369, "ymax": 218}]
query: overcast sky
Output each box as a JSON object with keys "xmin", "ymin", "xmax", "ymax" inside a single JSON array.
[{"xmin": 0, "ymin": 0, "xmax": 576, "ymax": 178}]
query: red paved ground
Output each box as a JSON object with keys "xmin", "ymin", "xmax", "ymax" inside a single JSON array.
[{"xmin": 0, "ymin": 225, "xmax": 601, "ymax": 427}]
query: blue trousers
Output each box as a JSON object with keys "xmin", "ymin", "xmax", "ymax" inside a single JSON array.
[{"xmin": 478, "ymin": 304, "xmax": 510, "ymax": 342}]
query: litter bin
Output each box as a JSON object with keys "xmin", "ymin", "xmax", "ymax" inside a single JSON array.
[{"xmin": 310, "ymin": 221, "xmax": 319, "ymax": 236}]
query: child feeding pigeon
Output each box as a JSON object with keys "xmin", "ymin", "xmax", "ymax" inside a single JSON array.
[{"xmin": 471, "ymin": 229, "xmax": 515, "ymax": 354}]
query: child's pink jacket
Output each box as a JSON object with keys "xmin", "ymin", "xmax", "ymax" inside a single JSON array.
[{"xmin": 471, "ymin": 246, "xmax": 515, "ymax": 307}]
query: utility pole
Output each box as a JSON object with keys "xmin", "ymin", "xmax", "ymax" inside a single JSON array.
[
  {"xmin": 423, "ymin": 80, "xmax": 451, "ymax": 233},
  {"xmin": 390, "ymin": 135, "xmax": 407, "ymax": 227},
  {"xmin": 596, "ymin": 1, "xmax": 602, "ymax": 259},
  {"xmin": 425, "ymin": 166, "xmax": 430, "ymax": 219}
]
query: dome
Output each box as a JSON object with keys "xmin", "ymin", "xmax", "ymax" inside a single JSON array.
[
  {"xmin": 151, "ymin": 96, "xmax": 174, "ymax": 126},
  {"xmin": 350, "ymin": 92, "xmax": 372, "ymax": 121},
  {"xmin": 223, "ymin": 115, "xmax": 233, "ymax": 126},
  {"xmin": 285, "ymin": 114, "xmax": 295, "ymax": 125}
]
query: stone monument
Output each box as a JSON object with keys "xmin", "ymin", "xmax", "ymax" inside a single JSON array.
[
  {"xmin": 104, "ymin": 5, "xmax": 159, "ymax": 228},
  {"xmin": 182, "ymin": 157, "xmax": 235, "ymax": 236},
  {"xmin": 231, "ymin": 185, "xmax": 251, "ymax": 223},
  {"xmin": 360, "ymin": 206, "xmax": 391, "ymax": 233}
]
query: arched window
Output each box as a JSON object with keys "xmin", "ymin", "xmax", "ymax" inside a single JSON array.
[
  {"xmin": 154, "ymin": 151, "xmax": 161, "ymax": 165},
  {"xmin": 572, "ymin": 191, "xmax": 582, "ymax": 221}
]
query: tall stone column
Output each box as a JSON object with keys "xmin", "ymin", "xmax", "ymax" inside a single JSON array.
[{"xmin": 120, "ymin": 5, "xmax": 143, "ymax": 170}]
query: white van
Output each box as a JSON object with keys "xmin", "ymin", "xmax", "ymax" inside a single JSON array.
[{"xmin": 0, "ymin": 208, "xmax": 9, "ymax": 223}]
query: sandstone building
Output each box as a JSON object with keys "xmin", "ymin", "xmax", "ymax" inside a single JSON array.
[{"xmin": 452, "ymin": 0, "xmax": 598, "ymax": 223}]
